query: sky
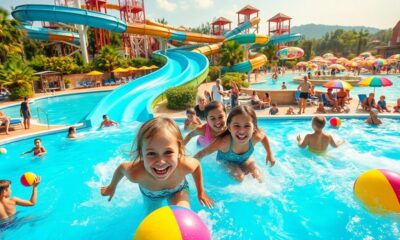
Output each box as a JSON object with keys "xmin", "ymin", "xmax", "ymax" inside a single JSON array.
[{"xmin": 3, "ymin": 0, "xmax": 399, "ymax": 33}]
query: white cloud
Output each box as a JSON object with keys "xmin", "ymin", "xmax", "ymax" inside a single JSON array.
[
  {"xmin": 194, "ymin": 0, "xmax": 214, "ymax": 9},
  {"xmin": 156, "ymin": 0, "xmax": 177, "ymax": 12},
  {"xmin": 180, "ymin": 1, "xmax": 190, "ymax": 10}
]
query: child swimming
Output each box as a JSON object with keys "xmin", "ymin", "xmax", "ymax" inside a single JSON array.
[
  {"xmin": 99, "ymin": 114, "xmax": 118, "ymax": 129},
  {"xmin": 21, "ymin": 138, "xmax": 47, "ymax": 157},
  {"xmin": 101, "ymin": 117, "xmax": 213, "ymax": 212},
  {"xmin": 184, "ymin": 108, "xmax": 202, "ymax": 131},
  {"xmin": 297, "ymin": 115, "xmax": 344, "ymax": 153},
  {"xmin": 184, "ymin": 101, "xmax": 227, "ymax": 147},
  {"xmin": 194, "ymin": 106, "xmax": 275, "ymax": 182},
  {"xmin": 365, "ymin": 109, "xmax": 382, "ymax": 125},
  {"xmin": 0, "ymin": 177, "xmax": 41, "ymax": 220},
  {"xmin": 67, "ymin": 126, "xmax": 78, "ymax": 139}
]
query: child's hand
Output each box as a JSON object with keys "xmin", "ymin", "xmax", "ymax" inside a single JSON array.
[
  {"xmin": 33, "ymin": 176, "xmax": 41, "ymax": 187},
  {"xmin": 198, "ymin": 192, "xmax": 214, "ymax": 209},
  {"xmin": 101, "ymin": 185, "xmax": 115, "ymax": 201},
  {"xmin": 296, "ymin": 135, "xmax": 301, "ymax": 142},
  {"xmin": 266, "ymin": 155, "xmax": 276, "ymax": 167}
]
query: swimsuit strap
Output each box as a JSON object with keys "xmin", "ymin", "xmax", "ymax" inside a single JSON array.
[{"xmin": 204, "ymin": 123, "xmax": 212, "ymax": 139}]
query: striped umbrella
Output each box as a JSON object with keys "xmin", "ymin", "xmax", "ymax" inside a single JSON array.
[
  {"xmin": 337, "ymin": 57, "xmax": 348, "ymax": 65},
  {"xmin": 323, "ymin": 79, "xmax": 353, "ymax": 90},
  {"xmin": 345, "ymin": 61, "xmax": 358, "ymax": 68},
  {"xmin": 358, "ymin": 76, "xmax": 393, "ymax": 93},
  {"xmin": 307, "ymin": 63, "xmax": 318, "ymax": 69},
  {"xmin": 323, "ymin": 53, "xmax": 334, "ymax": 59},
  {"xmin": 359, "ymin": 51, "xmax": 372, "ymax": 59},
  {"xmin": 328, "ymin": 64, "xmax": 345, "ymax": 70},
  {"xmin": 296, "ymin": 61, "xmax": 308, "ymax": 67},
  {"xmin": 388, "ymin": 54, "xmax": 400, "ymax": 61},
  {"xmin": 373, "ymin": 58, "xmax": 387, "ymax": 66}
]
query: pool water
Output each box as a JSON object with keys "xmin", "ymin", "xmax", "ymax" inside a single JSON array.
[
  {"xmin": 251, "ymin": 74, "xmax": 400, "ymax": 102},
  {"xmin": 0, "ymin": 118, "xmax": 399, "ymax": 239},
  {"xmin": 1, "ymin": 91, "xmax": 109, "ymax": 125}
]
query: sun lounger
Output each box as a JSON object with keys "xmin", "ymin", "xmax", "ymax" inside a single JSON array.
[
  {"xmin": 357, "ymin": 94, "xmax": 367, "ymax": 109},
  {"xmin": 321, "ymin": 94, "xmax": 333, "ymax": 107}
]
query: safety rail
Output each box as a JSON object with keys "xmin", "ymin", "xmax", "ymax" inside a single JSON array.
[{"xmin": 37, "ymin": 107, "xmax": 50, "ymax": 129}]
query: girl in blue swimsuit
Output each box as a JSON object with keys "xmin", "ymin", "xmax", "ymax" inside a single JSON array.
[
  {"xmin": 101, "ymin": 117, "xmax": 214, "ymax": 213},
  {"xmin": 195, "ymin": 106, "xmax": 276, "ymax": 182}
]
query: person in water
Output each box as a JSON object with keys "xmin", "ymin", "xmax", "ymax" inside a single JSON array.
[
  {"xmin": 0, "ymin": 177, "xmax": 41, "ymax": 221},
  {"xmin": 296, "ymin": 116, "xmax": 344, "ymax": 153},
  {"xmin": 184, "ymin": 101, "xmax": 227, "ymax": 147},
  {"xmin": 99, "ymin": 114, "xmax": 118, "ymax": 129},
  {"xmin": 194, "ymin": 106, "xmax": 275, "ymax": 182},
  {"xmin": 21, "ymin": 138, "xmax": 47, "ymax": 157},
  {"xmin": 67, "ymin": 126, "xmax": 78, "ymax": 139},
  {"xmin": 184, "ymin": 108, "xmax": 202, "ymax": 131},
  {"xmin": 101, "ymin": 117, "xmax": 213, "ymax": 213},
  {"xmin": 365, "ymin": 109, "xmax": 382, "ymax": 125}
]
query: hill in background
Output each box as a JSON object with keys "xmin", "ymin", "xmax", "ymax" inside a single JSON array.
[{"xmin": 291, "ymin": 24, "xmax": 381, "ymax": 39}]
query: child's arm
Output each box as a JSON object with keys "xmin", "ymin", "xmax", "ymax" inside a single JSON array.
[
  {"xmin": 193, "ymin": 138, "xmax": 222, "ymax": 160},
  {"xmin": 329, "ymin": 135, "xmax": 345, "ymax": 148},
  {"xmin": 21, "ymin": 148, "xmax": 34, "ymax": 155},
  {"xmin": 259, "ymin": 132, "xmax": 275, "ymax": 167},
  {"xmin": 297, "ymin": 134, "xmax": 310, "ymax": 148},
  {"xmin": 187, "ymin": 158, "xmax": 214, "ymax": 208},
  {"xmin": 98, "ymin": 121, "xmax": 104, "ymax": 130},
  {"xmin": 183, "ymin": 126, "xmax": 203, "ymax": 145},
  {"xmin": 100, "ymin": 163, "xmax": 127, "ymax": 201},
  {"xmin": 183, "ymin": 119, "xmax": 190, "ymax": 131},
  {"xmin": 112, "ymin": 120, "xmax": 119, "ymax": 126},
  {"xmin": 37, "ymin": 147, "xmax": 47, "ymax": 157},
  {"xmin": 13, "ymin": 177, "xmax": 41, "ymax": 206}
]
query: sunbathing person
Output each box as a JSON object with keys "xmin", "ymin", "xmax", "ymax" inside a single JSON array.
[
  {"xmin": 326, "ymin": 89, "xmax": 340, "ymax": 112},
  {"xmin": 377, "ymin": 95, "xmax": 390, "ymax": 113},
  {"xmin": 316, "ymin": 102, "xmax": 326, "ymax": 114},
  {"xmin": 0, "ymin": 112, "xmax": 10, "ymax": 135},
  {"xmin": 336, "ymin": 89, "xmax": 347, "ymax": 109},
  {"xmin": 362, "ymin": 93, "xmax": 376, "ymax": 111},
  {"xmin": 251, "ymin": 91, "xmax": 265, "ymax": 109}
]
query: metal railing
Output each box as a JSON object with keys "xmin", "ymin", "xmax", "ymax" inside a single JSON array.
[{"xmin": 37, "ymin": 107, "xmax": 50, "ymax": 129}]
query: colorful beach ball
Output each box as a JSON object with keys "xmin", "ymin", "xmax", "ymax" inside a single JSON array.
[
  {"xmin": 354, "ymin": 169, "xmax": 400, "ymax": 214},
  {"xmin": 0, "ymin": 147, "xmax": 7, "ymax": 154},
  {"xmin": 20, "ymin": 172, "xmax": 37, "ymax": 187},
  {"xmin": 329, "ymin": 117, "xmax": 341, "ymax": 127},
  {"xmin": 134, "ymin": 206, "xmax": 211, "ymax": 240}
]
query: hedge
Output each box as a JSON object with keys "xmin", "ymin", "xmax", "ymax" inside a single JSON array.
[
  {"xmin": 221, "ymin": 72, "xmax": 249, "ymax": 90},
  {"xmin": 166, "ymin": 86, "xmax": 197, "ymax": 110},
  {"xmin": 208, "ymin": 66, "xmax": 220, "ymax": 81},
  {"xmin": 9, "ymin": 84, "xmax": 34, "ymax": 100}
]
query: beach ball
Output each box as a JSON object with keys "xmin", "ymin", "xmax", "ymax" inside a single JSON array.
[
  {"xmin": 354, "ymin": 169, "xmax": 400, "ymax": 214},
  {"xmin": 329, "ymin": 117, "xmax": 341, "ymax": 127},
  {"xmin": 0, "ymin": 147, "xmax": 7, "ymax": 154},
  {"xmin": 20, "ymin": 172, "xmax": 37, "ymax": 187},
  {"xmin": 134, "ymin": 206, "xmax": 211, "ymax": 240}
]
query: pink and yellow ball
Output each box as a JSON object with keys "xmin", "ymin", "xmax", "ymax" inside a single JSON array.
[
  {"xmin": 354, "ymin": 169, "xmax": 400, "ymax": 214},
  {"xmin": 329, "ymin": 117, "xmax": 341, "ymax": 127},
  {"xmin": 20, "ymin": 172, "xmax": 36, "ymax": 187},
  {"xmin": 134, "ymin": 206, "xmax": 211, "ymax": 240}
]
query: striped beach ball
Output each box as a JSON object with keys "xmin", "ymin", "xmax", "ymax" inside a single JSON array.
[
  {"xmin": 354, "ymin": 169, "xmax": 400, "ymax": 213},
  {"xmin": 134, "ymin": 206, "xmax": 211, "ymax": 240},
  {"xmin": 329, "ymin": 117, "xmax": 341, "ymax": 127},
  {"xmin": 20, "ymin": 172, "xmax": 37, "ymax": 187}
]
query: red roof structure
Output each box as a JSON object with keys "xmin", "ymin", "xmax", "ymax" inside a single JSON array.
[
  {"xmin": 237, "ymin": 5, "xmax": 259, "ymax": 33},
  {"xmin": 212, "ymin": 17, "xmax": 232, "ymax": 36},
  {"xmin": 375, "ymin": 20, "xmax": 400, "ymax": 58},
  {"xmin": 268, "ymin": 13, "xmax": 292, "ymax": 22},
  {"xmin": 268, "ymin": 12, "xmax": 291, "ymax": 36}
]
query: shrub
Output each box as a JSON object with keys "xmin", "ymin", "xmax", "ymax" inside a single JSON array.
[
  {"xmin": 221, "ymin": 72, "xmax": 249, "ymax": 90},
  {"xmin": 9, "ymin": 85, "xmax": 33, "ymax": 100},
  {"xmin": 208, "ymin": 66, "xmax": 220, "ymax": 81},
  {"xmin": 130, "ymin": 57, "xmax": 151, "ymax": 67},
  {"xmin": 166, "ymin": 86, "xmax": 197, "ymax": 110}
]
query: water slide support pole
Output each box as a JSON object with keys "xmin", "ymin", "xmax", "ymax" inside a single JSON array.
[{"xmin": 74, "ymin": 0, "xmax": 89, "ymax": 64}]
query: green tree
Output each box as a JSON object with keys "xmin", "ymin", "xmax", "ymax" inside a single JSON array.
[
  {"xmin": 190, "ymin": 22, "xmax": 211, "ymax": 34},
  {"xmin": 93, "ymin": 45, "xmax": 126, "ymax": 72},
  {"xmin": 260, "ymin": 45, "xmax": 277, "ymax": 62},
  {"xmin": 220, "ymin": 41, "xmax": 244, "ymax": 66},
  {"xmin": 43, "ymin": 56, "xmax": 78, "ymax": 74},
  {"xmin": 156, "ymin": 18, "xmax": 168, "ymax": 25},
  {"xmin": 0, "ymin": 56, "xmax": 38, "ymax": 99},
  {"xmin": 0, "ymin": 7, "xmax": 25, "ymax": 63},
  {"xmin": 356, "ymin": 30, "xmax": 369, "ymax": 55}
]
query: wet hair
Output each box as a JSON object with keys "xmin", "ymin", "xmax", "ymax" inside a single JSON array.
[
  {"xmin": 132, "ymin": 117, "xmax": 184, "ymax": 161},
  {"xmin": 34, "ymin": 138, "xmax": 41, "ymax": 143},
  {"xmin": 102, "ymin": 114, "xmax": 107, "ymax": 119},
  {"xmin": 312, "ymin": 115, "xmax": 326, "ymax": 129},
  {"xmin": 0, "ymin": 180, "xmax": 11, "ymax": 194},
  {"xmin": 68, "ymin": 127, "xmax": 75, "ymax": 134},
  {"xmin": 204, "ymin": 101, "xmax": 226, "ymax": 118},
  {"xmin": 186, "ymin": 108, "xmax": 195, "ymax": 115},
  {"xmin": 264, "ymin": 92, "xmax": 270, "ymax": 98},
  {"xmin": 219, "ymin": 105, "xmax": 259, "ymax": 138}
]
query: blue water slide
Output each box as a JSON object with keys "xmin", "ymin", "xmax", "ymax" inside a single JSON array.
[
  {"xmin": 12, "ymin": 4, "xmax": 127, "ymax": 33},
  {"xmin": 250, "ymin": 33, "xmax": 303, "ymax": 49},
  {"xmin": 20, "ymin": 25, "xmax": 80, "ymax": 45}
]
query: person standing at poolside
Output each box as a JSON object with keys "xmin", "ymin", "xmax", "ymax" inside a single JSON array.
[
  {"xmin": 20, "ymin": 97, "xmax": 31, "ymax": 129},
  {"xmin": 297, "ymin": 76, "xmax": 312, "ymax": 114},
  {"xmin": 211, "ymin": 79, "xmax": 226, "ymax": 103}
]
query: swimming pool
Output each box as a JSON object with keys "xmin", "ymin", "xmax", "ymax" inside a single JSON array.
[
  {"xmin": 0, "ymin": 91, "xmax": 109, "ymax": 126},
  {"xmin": 1, "ymin": 118, "xmax": 399, "ymax": 239},
  {"xmin": 251, "ymin": 74, "xmax": 400, "ymax": 102}
]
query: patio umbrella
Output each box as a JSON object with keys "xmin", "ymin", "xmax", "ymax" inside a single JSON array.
[
  {"xmin": 138, "ymin": 66, "xmax": 151, "ymax": 70},
  {"xmin": 373, "ymin": 58, "xmax": 387, "ymax": 66},
  {"xmin": 328, "ymin": 64, "xmax": 345, "ymax": 70},
  {"xmin": 148, "ymin": 65, "xmax": 159, "ymax": 69},
  {"xmin": 126, "ymin": 66, "xmax": 138, "ymax": 71},
  {"xmin": 112, "ymin": 67, "xmax": 128, "ymax": 73},
  {"xmin": 359, "ymin": 51, "xmax": 372, "ymax": 59},
  {"xmin": 323, "ymin": 53, "xmax": 334, "ymax": 59},
  {"xmin": 388, "ymin": 54, "xmax": 400, "ymax": 61},
  {"xmin": 358, "ymin": 76, "xmax": 393, "ymax": 93},
  {"xmin": 296, "ymin": 61, "xmax": 308, "ymax": 67},
  {"xmin": 307, "ymin": 63, "xmax": 318, "ymax": 69},
  {"xmin": 323, "ymin": 80, "xmax": 353, "ymax": 90},
  {"xmin": 86, "ymin": 70, "xmax": 103, "ymax": 76},
  {"xmin": 345, "ymin": 61, "xmax": 358, "ymax": 68},
  {"xmin": 337, "ymin": 57, "xmax": 348, "ymax": 65}
]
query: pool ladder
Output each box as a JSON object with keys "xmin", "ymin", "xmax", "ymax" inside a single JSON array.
[{"xmin": 37, "ymin": 107, "xmax": 50, "ymax": 129}]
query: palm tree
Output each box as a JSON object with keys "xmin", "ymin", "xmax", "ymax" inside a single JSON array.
[
  {"xmin": 0, "ymin": 56, "xmax": 38, "ymax": 99},
  {"xmin": 260, "ymin": 45, "xmax": 278, "ymax": 62},
  {"xmin": 0, "ymin": 7, "xmax": 25, "ymax": 64},
  {"xmin": 93, "ymin": 45, "xmax": 125, "ymax": 72},
  {"xmin": 356, "ymin": 30, "xmax": 369, "ymax": 55},
  {"xmin": 220, "ymin": 41, "xmax": 244, "ymax": 67}
]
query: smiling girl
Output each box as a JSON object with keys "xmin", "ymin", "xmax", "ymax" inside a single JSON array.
[
  {"xmin": 194, "ymin": 106, "xmax": 275, "ymax": 182},
  {"xmin": 101, "ymin": 117, "xmax": 213, "ymax": 212}
]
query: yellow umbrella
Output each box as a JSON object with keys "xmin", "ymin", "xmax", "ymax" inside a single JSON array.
[
  {"xmin": 86, "ymin": 70, "xmax": 103, "ymax": 76},
  {"xmin": 138, "ymin": 66, "xmax": 151, "ymax": 70},
  {"xmin": 148, "ymin": 65, "xmax": 159, "ymax": 69},
  {"xmin": 126, "ymin": 66, "xmax": 138, "ymax": 71},
  {"xmin": 112, "ymin": 67, "xmax": 128, "ymax": 73}
]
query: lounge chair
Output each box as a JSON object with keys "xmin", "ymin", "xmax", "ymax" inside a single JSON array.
[
  {"xmin": 357, "ymin": 94, "xmax": 367, "ymax": 109},
  {"xmin": 295, "ymin": 91, "xmax": 316, "ymax": 105},
  {"xmin": 321, "ymin": 94, "xmax": 333, "ymax": 107},
  {"xmin": 76, "ymin": 81, "xmax": 84, "ymax": 88}
]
